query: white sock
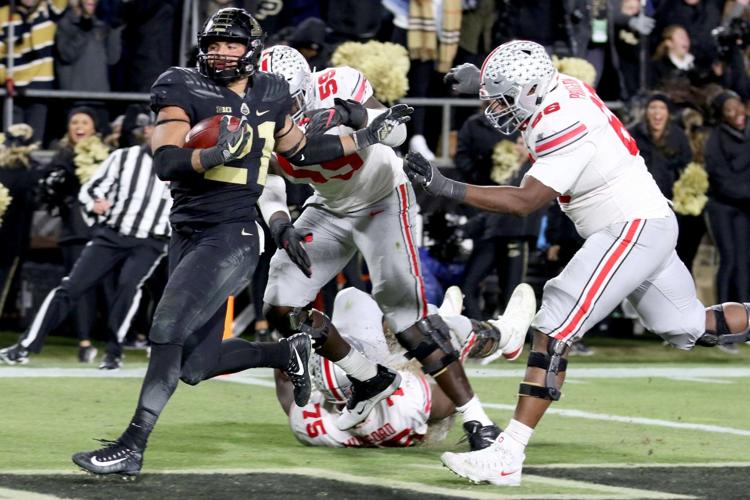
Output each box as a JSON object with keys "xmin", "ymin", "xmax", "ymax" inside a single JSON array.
[
  {"xmin": 334, "ymin": 347, "xmax": 377, "ymax": 381},
  {"xmin": 456, "ymin": 395, "xmax": 493, "ymax": 427},
  {"xmin": 505, "ymin": 418, "xmax": 534, "ymax": 447}
]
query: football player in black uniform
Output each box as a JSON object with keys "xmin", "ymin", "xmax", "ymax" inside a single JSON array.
[{"xmin": 71, "ymin": 7, "xmax": 411, "ymax": 477}]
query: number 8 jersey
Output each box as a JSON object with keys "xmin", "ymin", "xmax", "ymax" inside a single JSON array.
[{"xmin": 523, "ymin": 74, "xmax": 671, "ymax": 238}]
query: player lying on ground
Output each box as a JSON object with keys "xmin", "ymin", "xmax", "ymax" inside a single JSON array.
[
  {"xmin": 274, "ymin": 285, "xmax": 536, "ymax": 448},
  {"xmin": 258, "ymin": 45, "xmax": 512, "ymax": 453},
  {"xmin": 70, "ymin": 7, "xmax": 411, "ymax": 478},
  {"xmin": 404, "ymin": 40, "xmax": 750, "ymax": 487}
]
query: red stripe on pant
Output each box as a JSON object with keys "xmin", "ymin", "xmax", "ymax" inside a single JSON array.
[
  {"xmin": 397, "ymin": 184, "xmax": 428, "ymax": 319},
  {"xmin": 553, "ymin": 219, "xmax": 642, "ymax": 342}
]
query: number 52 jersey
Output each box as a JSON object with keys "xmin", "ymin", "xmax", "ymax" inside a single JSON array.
[{"xmin": 523, "ymin": 74, "xmax": 671, "ymax": 239}]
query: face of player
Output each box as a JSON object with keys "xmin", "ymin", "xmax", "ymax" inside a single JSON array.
[
  {"xmin": 67, "ymin": 113, "xmax": 96, "ymax": 144},
  {"xmin": 646, "ymin": 101, "xmax": 669, "ymax": 136},
  {"xmin": 206, "ymin": 40, "xmax": 247, "ymax": 71},
  {"xmin": 722, "ymin": 98, "xmax": 747, "ymax": 131},
  {"xmin": 667, "ymin": 28, "xmax": 690, "ymax": 58}
]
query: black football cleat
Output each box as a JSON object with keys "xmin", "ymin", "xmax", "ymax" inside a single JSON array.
[
  {"xmin": 72, "ymin": 439, "xmax": 143, "ymax": 478},
  {"xmin": 0, "ymin": 344, "xmax": 29, "ymax": 365},
  {"xmin": 462, "ymin": 420, "xmax": 502, "ymax": 451},
  {"xmin": 336, "ymin": 364, "xmax": 401, "ymax": 430},
  {"xmin": 282, "ymin": 333, "xmax": 312, "ymax": 407}
]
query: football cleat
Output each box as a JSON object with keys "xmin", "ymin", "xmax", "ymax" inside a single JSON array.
[
  {"xmin": 441, "ymin": 432, "xmax": 526, "ymax": 486},
  {"xmin": 336, "ymin": 364, "xmax": 401, "ymax": 430},
  {"xmin": 282, "ymin": 333, "xmax": 313, "ymax": 407},
  {"xmin": 462, "ymin": 421, "xmax": 502, "ymax": 451},
  {"xmin": 0, "ymin": 344, "xmax": 29, "ymax": 365},
  {"xmin": 72, "ymin": 439, "xmax": 143, "ymax": 478},
  {"xmin": 78, "ymin": 345, "xmax": 98, "ymax": 364},
  {"xmin": 438, "ymin": 285, "xmax": 464, "ymax": 317},
  {"xmin": 481, "ymin": 283, "xmax": 536, "ymax": 364}
]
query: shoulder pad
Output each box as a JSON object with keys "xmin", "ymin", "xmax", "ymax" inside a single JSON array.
[
  {"xmin": 254, "ymin": 72, "xmax": 292, "ymax": 103},
  {"xmin": 334, "ymin": 66, "xmax": 373, "ymax": 103},
  {"xmin": 529, "ymin": 113, "xmax": 589, "ymax": 158},
  {"xmin": 150, "ymin": 67, "xmax": 223, "ymax": 115}
]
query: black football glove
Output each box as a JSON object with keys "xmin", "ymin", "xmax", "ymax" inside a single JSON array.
[
  {"xmin": 270, "ymin": 218, "xmax": 312, "ymax": 278},
  {"xmin": 352, "ymin": 103, "xmax": 412, "ymax": 149},
  {"xmin": 305, "ymin": 98, "xmax": 369, "ymax": 136},
  {"xmin": 403, "ymin": 152, "xmax": 467, "ymax": 201},
  {"xmin": 444, "ymin": 63, "xmax": 481, "ymax": 95},
  {"xmin": 199, "ymin": 116, "xmax": 253, "ymax": 169}
]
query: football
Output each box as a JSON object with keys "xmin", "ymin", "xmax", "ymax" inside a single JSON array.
[{"xmin": 184, "ymin": 114, "xmax": 242, "ymax": 149}]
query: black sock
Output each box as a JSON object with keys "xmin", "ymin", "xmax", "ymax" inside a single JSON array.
[
  {"xmin": 206, "ymin": 338, "xmax": 289, "ymax": 378},
  {"xmin": 120, "ymin": 343, "xmax": 182, "ymax": 449}
]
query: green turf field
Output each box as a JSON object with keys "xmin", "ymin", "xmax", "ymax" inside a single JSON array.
[{"xmin": 1, "ymin": 331, "xmax": 749, "ymax": 499}]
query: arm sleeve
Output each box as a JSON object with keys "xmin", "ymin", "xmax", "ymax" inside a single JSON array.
[
  {"xmin": 257, "ymin": 174, "xmax": 290, "ymax": 225},
  {"xmin": 79, "ymin": 149, "xmax": 121, "ymax": 211}
]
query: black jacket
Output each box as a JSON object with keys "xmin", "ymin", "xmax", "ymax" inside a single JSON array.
[
  {"xmin": 629, "ymin": 121, "xmax": 692, "ymax": 199},
  {"xmin": 705, "ymin": 123, "xmax": 750, "ymax": 210}
]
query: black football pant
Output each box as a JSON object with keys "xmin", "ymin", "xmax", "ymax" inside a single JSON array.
[
  {"xmin": 123, "ymin": 222, "xmax": 290, "ymax": 450},
  {"xmin": 706, "ymin": 199, "xmax": 750, "ymax": 303},
  {"xmin": 19, "ymin": 226, "xmax": 166, "ymax": 356}
]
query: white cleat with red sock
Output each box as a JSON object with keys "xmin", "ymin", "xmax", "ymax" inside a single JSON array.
[
  {"xmin": 481, "ymin": 283, "xmax": 536, "ymax": 364},
  {"xmin": 441, "ymin": 432, "xmax": 526, "ymax": 486}
]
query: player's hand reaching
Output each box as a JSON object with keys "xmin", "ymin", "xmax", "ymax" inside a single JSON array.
[
  {"xmin": 305, "ymin": 98, "xmax": 368, "ymax": 136},
  {"xmin": 403, "ymin": 152, "xmax": 467, "ymax": 201},
  {"xmin": 444, "ymin": 63, "xmax": 481, "ymax": 95},
  {"xmin": 199, "ymin": 116, "xmax": 254, "ymax": 169},
  {"xmin": 352, "ymin": 104, "xmax": 412, "ymax": 149},
  {"xmin": 270, "ymin": 218, "xmax": 312, "ymax": 278}
]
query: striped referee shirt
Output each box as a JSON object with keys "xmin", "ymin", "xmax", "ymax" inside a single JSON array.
[{"xmin": 79, "ymin": 145, "xmax": 172, "ymax": 240}]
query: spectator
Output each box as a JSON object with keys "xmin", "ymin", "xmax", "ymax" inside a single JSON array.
[
  {"xmin": 287, "ymin": 17, "xmax": 331, "ymax": 71},
  {"xmin": 613, "ymin": 0, "xmax": 656, "ymax": 100},
  {"xmin": 55, "ymin": 0, "xmax": 121, "ymax": 93},
  {"xmin": 653, "ymin": 0, "xmax": 722, "ymax": 69},
  {"xmin": 36, "ymin": 106, "xmax": 108, "ymax": 362},
  {"xmin": 0, "ymin": 0, "xmax": 69, "ymax": 144},
  {"xmin": 0, "ymin": 114, "xmax": 171, "ymax": 368},
  {"xmin": 119, "ymin": 0, "xmax": 175, "ymax": 92},
  {"xmin": 704, "ymin": 91, "xmax": 750, "ymax": 303}
]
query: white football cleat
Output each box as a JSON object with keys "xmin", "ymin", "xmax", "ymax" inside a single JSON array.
[
  {"xmin": 438, "ymin": 286, "xmax": 464, "ymax": 317},
  {"xmin": 441, "ymin": 432, "xmax": 526, "ymax": 486},
  {"xmin": 481, "ymin": 283, "xmax": 536, "ymax": 364}
]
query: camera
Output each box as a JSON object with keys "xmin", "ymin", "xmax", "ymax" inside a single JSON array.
[{"xmin": 712, "ymin": 18, "xmax": 750, "ymax": 58}]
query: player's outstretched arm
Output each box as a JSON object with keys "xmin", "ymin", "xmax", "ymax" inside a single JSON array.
[
  {"xmin": 404, "ymin": 152, "xmax": 558, "ymax": 216},
  {"xmin": 151, "ymin": 107, "xmax": 253, "ymax": 180},
  {"xmin": 273, "ymin": 104, "xmax": 412, "ymax": 166}
]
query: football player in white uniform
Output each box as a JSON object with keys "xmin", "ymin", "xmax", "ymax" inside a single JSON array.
[
  {"xmin": 256, "ymin": 45, "xmax": 529, "ymax": 452},
  {"xmin": 404, "ymin": 40, "xmax": 750, "ymax": 486},
  {"xmin": 275, "ymin": 284, "xmax": 536, "ymax": 448}
]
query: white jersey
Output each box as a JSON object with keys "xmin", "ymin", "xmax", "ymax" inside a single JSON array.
[
  {"xmin": 275, "ymin": 66, "xmax": 408, "ymax": 214},
  {"xmin": 523, "ymin": 74, "xmax": 671, "ymax": 238},
  {"xmin": 289, "ymin": 371, "xmax": 431, "ymax": 448}
]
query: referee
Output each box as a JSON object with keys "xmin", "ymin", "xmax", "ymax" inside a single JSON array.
[{"xmin": 0, "ymin": 117, "xmax": 171, "ymax": 369}]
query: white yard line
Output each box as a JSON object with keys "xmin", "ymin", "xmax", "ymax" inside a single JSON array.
[
  {"xmin": 483, "ymin": 403, "xmax": 750, "ymax": 437},
  {"xmin": 0, "ymin": 487, "xmax": 61, "ymax": 500},
  {"xmin": 0, "ymin": 468, "xmax": 693, "ymax": 500}
]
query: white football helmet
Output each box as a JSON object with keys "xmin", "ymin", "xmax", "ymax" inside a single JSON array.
[
  {"xmin": 259, "ymin": 45, "xmax": 313, "ymax": 122},
  {"xmin": 480, "ymin": 40, "xmax": 557, "ymax": 134},
  {"xmin": 309, "ymin": 336, "xmax": 365, "ymax": 405}
]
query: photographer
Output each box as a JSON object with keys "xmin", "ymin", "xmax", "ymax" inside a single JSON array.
[{"xmin": 712, "ymin": 18, "xmax": 750, "ymax": 100}]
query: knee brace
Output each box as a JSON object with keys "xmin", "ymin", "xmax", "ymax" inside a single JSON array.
[
  {"xmin": 396, "ymin": 315, "xmax": 459, "ymax": 377},
  {"xmin": 697, "ymin": 304, "xmax": 750, "ymax": 347},
  {"xmin": 519, "ymin": 339, "xmax": 569, "ymax": 401},
  {"xmin": 289, "ymin": 307, "xmax": 332, "ymax": 350}
]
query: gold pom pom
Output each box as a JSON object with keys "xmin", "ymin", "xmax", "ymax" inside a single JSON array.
[
  {"xmin": 74, "ymin": 136, "xmax": 111, "ymax": 185},
  {"xmin": 331, "ymin": 41, "xmax": 410, "ymax": 103},
  {"xmin": 672, "ymin": 162, "xmax": 709, "ymax": 216},
  {"xmin": 491, "ymin": 140, "xmax": 523, "ymax": 185},
  {"xmin": 0, "ymin": 182, "xmax": 12, "ymax": 227},
  {"xmin": 552, "ymin": 56, "xmax": 597, "ymax": 86}
]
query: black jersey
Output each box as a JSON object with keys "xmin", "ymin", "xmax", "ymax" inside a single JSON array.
[{"xmin": 150, "ymin": 67, "xmax": 293, "ymax": 226}]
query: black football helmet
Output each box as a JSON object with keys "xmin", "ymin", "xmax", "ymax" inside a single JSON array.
[{"xmin": 197, "ymin": 8, "xmax": 264, "ymax": 84}]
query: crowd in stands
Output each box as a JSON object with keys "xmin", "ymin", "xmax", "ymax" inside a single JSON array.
[{"xmin": 0, "ymin": 0, "xmax": 749, "ymax": 357}]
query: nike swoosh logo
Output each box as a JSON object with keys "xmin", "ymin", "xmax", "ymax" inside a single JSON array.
[
  {"xmin": 256, "ymin": 109, "xmax": 270, "ymax": 116},
  {"xmin": 91, "ymin": 456, "xmax": 127, "ymax": 467},
  {"xmin": 227, "ymin": 137, "xmax": 242, "ymax": 154},
  {"xmin": 241, "ymin": 228, "xmax": 253, "ymax": 236},
  {"xmin": 500, "ymin": 470, "xmax": 519, "ymax": 477},
  {"xmin": 290, "ymin": 346, "xmax": 305, "ymax": 376},
  {"xmin": 299, "ymin": 154, "xmax": 305, "ymax": 162}
]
